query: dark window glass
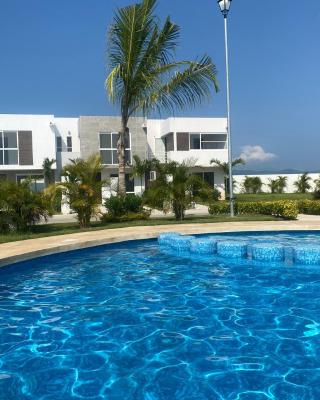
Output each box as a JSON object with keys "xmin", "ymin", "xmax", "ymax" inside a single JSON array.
[
  {"xmin": 201, "ymin": 134, "xmax": 227, "ymax": 142},
  {"xmin": 203, "ymin": 172, "xmax": 215, "ymax": 187},
  {"xmin": 125, "ymin": 150, "xmax": 131, "ymax": 164},
  {"xmin": 4, "ymin": 150, "xmax": 18, "ymax": 164},
  {"xmin": 100, "ymin": 150, "xmax": 112, "ymax": 164},
  {"xmin": 112, "ymin": 150, "xmax": 118, "ymax": 164},
  {"xmin": 112, "ymin": 133, "xmax": 118, "ymax": 148},
  {"xmin": 100, "ymin": 133, "xmax": 111, "ymax": 148},
  {"xmin": 56, "ymin": 137, "xmax": 62, "ymax": 152},
  {"xmin": 0, "ymin": 151, "xmax": 3, "ymax": 165},
  {"xmin": 67, "ymin": 136, "xmax": 72, "ymax": 152},
  {"xmin": 0, "ymin": 134, "xmax": 2, "ymax": 148},
  {"xmin": 125, "ymin": 174, "xmax": 134, "ymax": 192},
  {"xmin": 0, "ymin": 174, "xmax": 6, "ymax": 180},
  {"xmin": 190, "ymin": 134, "xmax": 200, "ymax": 149},
  {"xmin": 3, "ymin": 131, "xmax": 17, "ymax": 148},
  {"xmin": 202, "ymin": 141, "xmax": 226, "ymax": 149},
  {"xmin": 165, "ymin": 133, "xmax": 174, "ymax": 151}
]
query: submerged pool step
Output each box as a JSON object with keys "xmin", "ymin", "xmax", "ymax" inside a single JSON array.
[
  {"xmin": 158, "ymin": 233, "xmax": 320, "ymax": 266},
  {"xmin": 217, "ymin": 241, "xmax": 247, "ymax": 258}
]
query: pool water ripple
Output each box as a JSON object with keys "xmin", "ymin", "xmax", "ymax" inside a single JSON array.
[{"xmin": 0, "ymin": 232, "xmax": 320, "ymax": 399}]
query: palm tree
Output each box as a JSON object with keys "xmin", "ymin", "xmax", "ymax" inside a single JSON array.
[
  {"xmin": 267, "ymin": 179, "xmax": 278, "ymax": 194},
  {"xmin": 294, "ymin": 173, "xmax": 312, "ymax": 194},
  {"xmin": 42, "ymin": 158, "xmax": 56, "ymax": 187},
  {"xmin": 210, "ymin": 158, "xmax": 245, "ymax": 198},
  {"xmin": 48, "ymin": 154, "xmax": 106, "ymax": 228},
  {"xmin": 143, "ymin": 160, "xmax": 213, "ymax": 220},
  {"xmin": 130, "ymin": 155, "xmax": 154, "ymax": 194},
  {"xmin": 106, "ymin": 0, "xmax": 218, "ymax": 195},
  {"xmin": 276, "ymin": 176, "xmax": 287, "ymax": 194}
]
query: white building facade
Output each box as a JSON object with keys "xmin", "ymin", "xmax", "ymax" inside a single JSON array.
[{"xmin": 0, "ymin": 114, "xmax": 228, "ymax": 211}]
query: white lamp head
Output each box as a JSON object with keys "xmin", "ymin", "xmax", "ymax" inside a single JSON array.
[{"xmin": 217, "ymin": 0, "xmax": 232, "ymax": 17}]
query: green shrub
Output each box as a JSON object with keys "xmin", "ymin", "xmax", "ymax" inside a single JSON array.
[
  {"xmin": 298, "ymin": 200, "xmax": 320, "ymax": 215},
  {"xmin": 208, "ymin": 200, "xmax": 298, "ymax": 220},
  {"xmin": 101, "ymin": 211, "xmax": 150, "ymax": 223},
  {"xmin": 104, "ymin": 194, "xmax": 144, "ymax": 217},
  {"xmin": 0, "ymin": 180, "xmax": 52, "ymax": 232},
  {"xmin": 312, "ymin": 191, "xmax": 320, "ymax": 200}
]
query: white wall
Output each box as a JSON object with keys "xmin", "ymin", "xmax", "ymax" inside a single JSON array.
[
  {"xmin": 147, "ymin": 117, "xmax": 228, "ymax": 167},
  {"xmin": 53, "ymin": 118, "xmax": 80, "ymax": 153},
  {"xmin": 0, "ymin": 114, "xmax": 56, "ymax": 170},
  {"xmin": 234, "ymin": 173, "xmax": 320, "ymax": 193}
]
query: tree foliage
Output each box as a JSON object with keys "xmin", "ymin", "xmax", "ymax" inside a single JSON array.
[
  {"xmin": 294, "ymin": 173, "xmax": 312, "ymax": 194},
  {"xmin": 242, "ymin": 176, "xmax": 263, "ymax": 194},
  {"xmin": 0, "ymin": 180, "xmax": 51, "ymax": 232},
  {"xmin": 143, "ymin": 160, "xmax": 214, "ymax": 220},
  {"xmin": 48, "ymin": 154, "xmax": 106, "ymax": 228},
  {"xmin": 106, "ymin": 0, "xmax": 218, "ymax": 194}
]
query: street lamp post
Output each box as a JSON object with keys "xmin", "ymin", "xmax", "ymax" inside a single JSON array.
[{"xmin": 217, "ymin": 0, "xmax": 234, "ymax": 217}]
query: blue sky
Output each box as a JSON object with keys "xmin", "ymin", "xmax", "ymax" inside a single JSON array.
[{"xmin": 0, "ymin": 0, "xmax": 319, "ymax": 171}]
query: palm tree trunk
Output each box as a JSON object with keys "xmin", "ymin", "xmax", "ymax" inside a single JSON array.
[{"xmin": 118, "ymin": 120, "xmax": 127, "ymax": 196}]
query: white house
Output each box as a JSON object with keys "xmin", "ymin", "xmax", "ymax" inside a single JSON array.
[{"xmin": 0, "ymin": 114, "xmax": 228, "ymax": 211}]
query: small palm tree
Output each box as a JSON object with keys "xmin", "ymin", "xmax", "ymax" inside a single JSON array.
[
  {"xmin": 267, "ymin": 179, "xmax": 278, "ymax": 194},
  {"xmin": 210, "ymin": 158, "xmax": 245, "ymax": 198},
  {"xmin": 143, "ymin": 160, "xmax": 213, "ymax": 220},
  {"xmin": 106, "ymin": 0, "xmax": 218, "ymax": 195},
  {"xmin": 42, "ymin": 158, "xmax": 56, "ymax": 187},
  {"xmin": 48, "ymin": 154, "xmax": 106, "ymax": 228},
  {"xmin": 130, "ymin": 155, "xmax": 154, "ymax": 194},
  {"xmin": 276, "ymin": 176, "xmax": 287, "ymax": 194},
  {"xmin": 294, "ymin": 173, "xmax": 312, "ymax": 194},
  {"xmin": 242, "ymin": 176, "xmax": 263, "ymax": 194}
]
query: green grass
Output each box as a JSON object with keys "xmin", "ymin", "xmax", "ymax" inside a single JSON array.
[
  {"xmin": 236, "ymin": 193, "xmax": 312, "ymax": 202},
  {"xmin": 0, "ymin": 214, "xmax": 278, "ymax": 244}
]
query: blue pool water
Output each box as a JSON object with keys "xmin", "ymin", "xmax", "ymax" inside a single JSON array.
[{"xmin": 1, "ymin": 231, "xmax": 320, "ymax": 399}]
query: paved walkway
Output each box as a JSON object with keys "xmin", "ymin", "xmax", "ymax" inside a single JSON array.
[{"xmin": 1, "ymin": 218, "xmax": 320, "ymax": 268}]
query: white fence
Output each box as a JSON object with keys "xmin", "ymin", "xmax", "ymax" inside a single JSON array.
[{"xmin": 234, "ymin": 173, "xmax": 320, "ymax": 194}]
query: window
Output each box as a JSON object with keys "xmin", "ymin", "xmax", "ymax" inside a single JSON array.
[
  {"xmin": 190, "ymin": 133, "xmax": 227, "ymax": 150},
  {"xmin": 16, "ymin": 175, "xmax": 45, "ymax": 192},
  {"xmin": 67, "ymin": 136, "xmax": 72, "ymax": 152},
  {"xmin": 0, "ymin": 131, "xmax": 18, "ymax": 165},
  {"xmin": 194, "ymin": 172, "xmax": 215, "ymax": 187},
  {"xmin": 100, "ymin": 132, "xmax": 131, "ymax": 165},
  {"xmin": 190, "ymin": 133, "xmax": 200, "ymax": 150},
  {"xmin": 110, "ymin": 173, "xmax": 134, "ymax": 193},
  {"xmin": 201, "ymin": 134, "xmax": 227, "ymax": 149},
  {"xmin": 56, "ymin": 137, "xmax": 62, "ymax": 152}
]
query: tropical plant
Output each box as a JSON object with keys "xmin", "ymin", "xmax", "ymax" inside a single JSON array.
[
  {"xmin": 267, "ymin": 179, "xmax": 278, "ymax": 194},
  {"xmin": 275, "ymin": 176, "xmax": 287, "ymax": 194},
  {"xmin": 294, "ymin": 173, "xmax": 312, "ymax": 194},
  {"xmin": 130, "ymin": 155, "xmax": 154, "ymax": 194},
  {"xmin": 242, "ymin": 176, "xmax": 263, "ymax": 194},
  {"xmin": 210, "ymin": 158, "xmax": 245, "ymax": 198},
  {"xmin": 48, "ymin": 154, "xmax": 106, "ymax": 228},
  {"xmin": 106, "ymin": 0, "xmax": 218, "ymax": 195},
  {"xmin": 267, "ymin": 176, "xmax": 287, "ymax": 194},
  {"xmin": 143, "ymin": 160, "xmax": 214, "ymax": 220},
  {"xmin": 0, "ymin": 179, "xmax": 51, "ymax": 232},
  {"xmin": 313, "ymin": 175, "xmax": 320, "ymax": 199},
  {"xmin": 42, "ymin": 158, "xmax": 56, "ymax": 187}
]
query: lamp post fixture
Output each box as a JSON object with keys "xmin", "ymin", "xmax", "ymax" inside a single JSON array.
[{"xmin": 217, "ymin": 0, "xmax": 234, "ymax": 217}]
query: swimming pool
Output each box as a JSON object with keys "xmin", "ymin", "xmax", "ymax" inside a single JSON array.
[{"xmin": 0, "ymin": 231, "xmax": 320, "ymax": 399}]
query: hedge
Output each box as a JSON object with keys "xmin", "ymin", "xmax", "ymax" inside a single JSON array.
[
  {"xmin": 208, "ymin": 200, "xmax": 298, "ymax": 220},
  {"xmin": 297, "ymin": 200, "xmax": 320, "ymax": 215}
]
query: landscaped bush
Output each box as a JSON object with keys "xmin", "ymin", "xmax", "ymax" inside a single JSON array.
[
  {"xmin": 0, "ymin": 180, "xmax": 52, "ymax": 233},
  {"xmin": 297, "ymin": 200, "xmax": 320, "ymax": 215},
  {"xmin": 102, "ymin": 194, "xmax": 150, "ymax": 222},
  {"xmin": 208, "ymin": 200, "xmax": 298, "ymax": 220}
]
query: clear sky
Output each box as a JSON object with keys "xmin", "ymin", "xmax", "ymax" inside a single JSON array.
[{"xmin": 0, "ymin": 0, "xmax": 319, "ymax": 171}]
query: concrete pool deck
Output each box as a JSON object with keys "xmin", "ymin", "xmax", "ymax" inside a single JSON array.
[{"xmin": 1, "ymin": 217, "xmax": 320, "ymax": 268}]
